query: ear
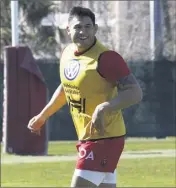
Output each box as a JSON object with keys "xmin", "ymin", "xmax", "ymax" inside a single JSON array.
[
  {"xmin": 94, "ymin": 24, "xmax": 98, "ymax": 34},
  {"xmin": 66, "ymin": 26, "xmax": 71, "ymax": 35}
]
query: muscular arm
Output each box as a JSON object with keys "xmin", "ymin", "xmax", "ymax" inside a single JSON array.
[
  {"xmin": 91, "ymin": 51, "xmax": 142, "ymax": 135},
  {"xmin": 39, "ymin": 84, "xmax": 67, "ymax": 119},
  {"xmin": 101, "ymin": 73, "xmax": 143, "ymax": 112}
]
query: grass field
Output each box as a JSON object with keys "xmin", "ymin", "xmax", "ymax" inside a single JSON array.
[
  {"xmin": 1, "ymin": 137, "xmax": 176, "ymax": 187},
  {"xmin": 47, "ymin": 137, "xmax": 176, "ymax": 156}
]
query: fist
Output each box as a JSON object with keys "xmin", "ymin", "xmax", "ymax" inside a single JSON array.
[
  {"xmin": 27, "ymin": 114, "xmax": 46, "ymax": 135},
  {"xmin": 90, "ymin": 104, "xmax": 105, "ymax": 136}
]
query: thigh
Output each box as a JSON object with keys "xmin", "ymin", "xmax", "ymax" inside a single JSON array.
[
  {"xmin": 71, "ymin": 169, "xmax": 106, "ymax": 187},
  {"xmin": 99, "ymin": 183, "xmax": 116, "ymax": 188},
  {"xmin": 102, "ymin": 169, "xmax": 116, "ymax": 184},
  {"xmin": 99, "ymin": 170, "xmax": 117, "ymax": 188}
]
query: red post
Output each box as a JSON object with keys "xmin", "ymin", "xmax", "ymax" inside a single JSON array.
[{"xmin": 2, "ymin": 46, "xmax": 48, "ymax": 155}]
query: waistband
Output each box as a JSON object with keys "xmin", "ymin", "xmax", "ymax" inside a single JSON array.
[{"xmin": 79, "ymin": 135, "xmax": 126, "ymax": 143}]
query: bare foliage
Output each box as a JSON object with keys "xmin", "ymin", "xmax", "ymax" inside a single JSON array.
[
  {"xmin": 55, "ymin": 1, "xmax": 175, "ymax": 61},
  {"xmin": 0, "ymin": 0, "xmax": 175, "ymax": 61},
  {"xmin": 0, "ymin": 0, "xmax": 11, "ymax": 58},
  {"xmin": 0, "ymin": 0, "xmax": 58, "ymax": 59},
  {"xmin": 162, "ymin": 1, "xmax": 176, "ymax": 62}
]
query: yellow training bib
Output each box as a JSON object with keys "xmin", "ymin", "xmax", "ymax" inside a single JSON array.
[{"xmin": 60, "ymin": 40, "xmax": 126, "ymax": 140}]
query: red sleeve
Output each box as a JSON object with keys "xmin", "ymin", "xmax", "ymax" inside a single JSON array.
[{"xmin": 97, "ymin": 50, "xmax": 130, "ymax": 82}]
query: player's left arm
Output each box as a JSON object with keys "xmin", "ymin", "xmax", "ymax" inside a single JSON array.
[
  {"xmin": 90, "ymin": 51, "xmax": 143, "ymax": 135},
  {"xmin": 102, "ymin": 73, "xmax": 143, "ymax": 112},
  {"xmin": 99, "ymin": 52, "xmax": 143, "ymax": 112}
]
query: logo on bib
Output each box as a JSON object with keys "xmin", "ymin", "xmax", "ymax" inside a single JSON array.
[{"xmin": 64, "ymin": 59, "xmax": 80, "ymax": 80}]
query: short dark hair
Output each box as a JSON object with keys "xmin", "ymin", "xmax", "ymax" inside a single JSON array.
[{"xmin": 68, "ymin": 6, "xmax": 95, "ymax": 25}]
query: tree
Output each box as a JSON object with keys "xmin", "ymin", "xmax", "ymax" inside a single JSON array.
[
  {"xmin": 0, "ymin": 0, "xmax": 11, "ymax": 60},
  {"xmin": 162, "ymin": 0, "xmax": 176, "ymax": 62},
  {"xmin": 0, "ymin": 0, "xmax": 58, "ymax": 59}
]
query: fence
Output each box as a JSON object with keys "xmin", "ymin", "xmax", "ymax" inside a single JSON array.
[{"xmin": 0, "ymin": 57, "xmax": 175, "ymax": 140}]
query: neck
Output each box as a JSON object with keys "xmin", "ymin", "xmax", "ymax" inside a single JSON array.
[{"xmin": 74, "ymin": 38, "xmax": 96, "ymax": 56}]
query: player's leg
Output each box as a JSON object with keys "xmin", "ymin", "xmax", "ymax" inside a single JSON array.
[
  {"xmin": 71, "ymin": 169, "xmax": 105, "ymax": 187},
  {"xmin": 71, "ymin": 176, "xmax": 97, "ymax": 187},
  {"xmin": 71, "ymin": 140, "xmax": 106, "ymax": 187},
  {"xmin": 99, "ymin": 170, "xmax": 117, "ymax": 188},
  {"xmin": 99, "ymin": 183, "xmax": 116, "ymax": 188},
  {"xmin": 98, "ymin": 136, "xmax": 125, "ymax": 188},
  {"xmin": 71, "ymin": 137, "xmax": 124, "ymax": 187},
  {"xmin": 71, "ymin": 169, "xmax": 117, "ymax": 188}
]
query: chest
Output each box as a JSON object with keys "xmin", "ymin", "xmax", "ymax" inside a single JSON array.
[{"xmin": 60, "ymin": 57, "xmax": 112, "ymax": 96}]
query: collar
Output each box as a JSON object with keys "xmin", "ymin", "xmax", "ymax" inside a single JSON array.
[{"xmin": 74, "ymin": 38, "xmax": 97, "ymax": 56}]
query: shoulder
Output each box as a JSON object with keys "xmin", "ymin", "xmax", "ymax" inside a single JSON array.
[
  {"xmin": 97, "ymin": 50, "xmax": 130, "ymax": 82},
  {"xmin": 60, "ymin": 44, "xmax": 75, "ymax": 59},
  {"xmin": 98, "ymin": 51, "xmax": 125, "ymax": 63},
  {"xmin": 62, "ymin": 44, "xmax": 75, "ymax": 53},
  {"xmin": 96, "ymin": 40, "xmax": 108, "ymax": 51}
]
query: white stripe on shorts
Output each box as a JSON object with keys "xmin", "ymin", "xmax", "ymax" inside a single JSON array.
[{"xmin": 73, "ymin": 169, "xmax": 117, "ymax": 186}]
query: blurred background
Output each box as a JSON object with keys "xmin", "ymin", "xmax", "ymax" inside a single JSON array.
[{"xmin": 0, "ymin": 0, "xmax": 175, "ymax": 141}]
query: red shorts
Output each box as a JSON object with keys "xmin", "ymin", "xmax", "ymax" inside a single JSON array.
[{"xmin": 75, "ymin": 136, "xmax": 125, "ymax": 173}]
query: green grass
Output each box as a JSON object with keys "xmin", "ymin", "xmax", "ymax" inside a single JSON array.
[
  {"xmin": 1, "ymin": 137, "xmax": 175, "ymax": 160},
  {"xmin": 1, "ymin": 162, "xmax": 74, "ymax": 187},
  {"xmin": 48, "ymin": 141, "xmax": 76, "ymax": 156},
  {"xmin": 1, "ymin": 158, "xmax": 175, "ymax": 187},
  {"xmin": 47, "ymin": 137, "xmax": 176, "ymax": 156},
  {"xmin": 1, "ymin": 138, "xmax": 176, "ymax": 187},
  {"xmin": 124, "ymin": 137, "xmax": 176, "ymax": 151},
  {"xmin": 118, "ymin": 157, "xmax": 176, "ymax": 187}
]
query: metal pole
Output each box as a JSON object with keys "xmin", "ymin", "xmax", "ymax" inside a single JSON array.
[
  {"xmin": 150, "ymin": 0, "xmax": 163, "ymax": 61},
  {"xmin": 11, "ymin": 0, "xmax": 19, "ymax": 46},
  {"xmin": 150, "ymin": 1, "xmax": 155, "ymax": 60},
  {"xmin": 115, "ymin": 1, "xmax": 120, "ymax": 52}
]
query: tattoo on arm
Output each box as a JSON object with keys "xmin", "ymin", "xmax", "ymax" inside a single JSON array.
[{"xmin": 117, "ymin": 73, "xmax": 139, "ymax": 90}]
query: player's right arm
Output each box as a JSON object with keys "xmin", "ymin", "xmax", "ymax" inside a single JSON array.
[
  {"xmin": 39, "ymin": 84, "xmax": 66, "ymax": 119},
  {"xmin": 27, "ymin": 84, "xmax": 67, "ymax": 132}
]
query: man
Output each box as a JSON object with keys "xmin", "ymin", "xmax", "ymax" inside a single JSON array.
[{"xmin": 28, "ymin": 6, "xmax": 143, "ymax": 187}]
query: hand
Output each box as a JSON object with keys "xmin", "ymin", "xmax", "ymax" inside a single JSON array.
[
  {"xmin": 27, "ymin": 114, "xmax": 46, "ymax": 135},
  {"xmin": 90, "ymin": 104, "xmax": 107, "ymax": 136},
  {"xmin": 30, "ymin": 129, "xmax": 41, "ymax": 136}
]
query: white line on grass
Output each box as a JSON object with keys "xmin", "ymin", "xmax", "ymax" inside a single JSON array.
[{"xmin": 1, "ymin": 149, "xmax": 175, "ymax": 164}]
